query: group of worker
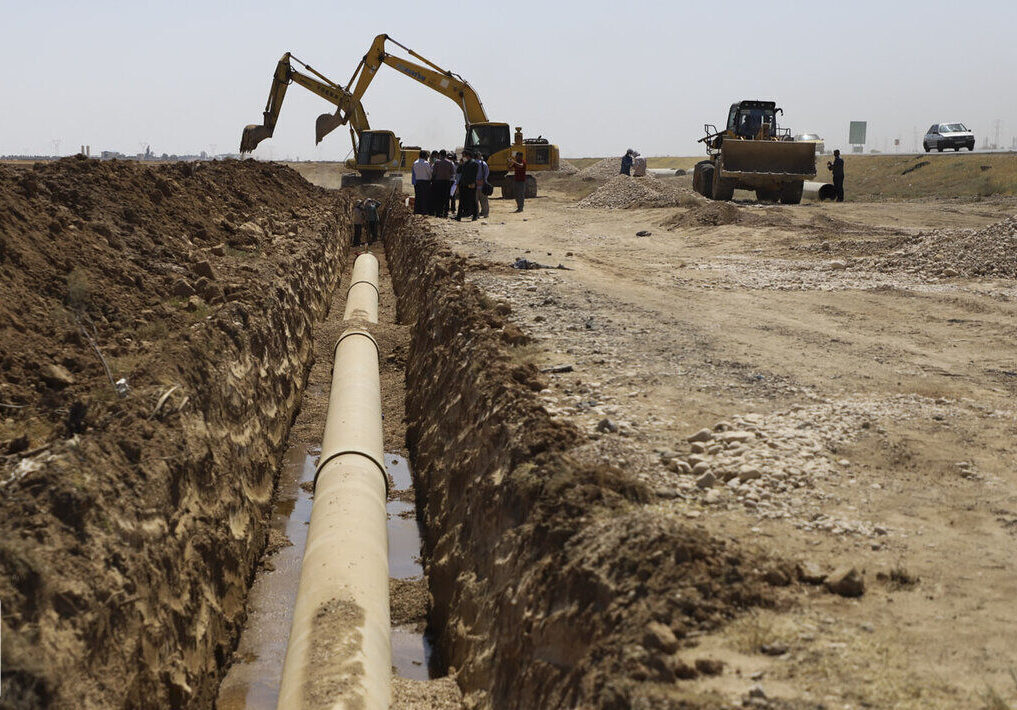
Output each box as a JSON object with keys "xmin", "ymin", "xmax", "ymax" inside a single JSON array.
[
  {"xmin": 620, "ymin": 149, "xmax": 647, "ymax": 177},
  {"xmin": 411, "ymin": 149, "xmax": 527, "ymax": 221}
]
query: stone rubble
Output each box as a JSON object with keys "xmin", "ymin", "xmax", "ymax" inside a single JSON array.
[{"xmin": 577, "ymin": 174, "xmax": 703, "ymax": 210}]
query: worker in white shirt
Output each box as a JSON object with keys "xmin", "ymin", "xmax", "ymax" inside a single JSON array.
[
  {"xmin": 632, "ymin": 151, "xmax": 647, "ymax": 177},
  {"xmin": 475, "ymin": 153, "xmax": 491, "ymax": 219},
  {"xmin": 411, "ymin": 150, "xmax": 432, "ymax": 215}
]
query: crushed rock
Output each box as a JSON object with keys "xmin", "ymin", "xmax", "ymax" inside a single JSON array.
[
  {"xmin": 576, "ymin": 156, "xmax": 631, "ymax": 180},
  {"xmin": 869, "ymin": 214, "xmax": 1017, "ymax": 279},
  {"xmin": 577, "ymin": 174, "xmax": 703, "ymax": 209}
]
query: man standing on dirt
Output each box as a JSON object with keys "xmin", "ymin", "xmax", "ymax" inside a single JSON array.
[
  {"xmin": 429, "ymin": 149, "xmax": 455, "ymax": 218},
  {"xmin": 475, "ymin": 153, "xmax": 491, "ymax": 219},
  {"xmin": 352, "ymin": 200, "xmax": 366, "ymax": 246},
  {"xmin": 620, "ymin": 149, "xmax": 634, "ymax": 176},
  {"xmin": 411, "ymin": 150, "xmax": 432, "ymax": 215},
  {"xmin": 363, "ymin": 198, "xmax": 381, "ymax": 242},
  {"xmin": 632, "ymin": 151, "xmax": 647, "ymax": 177},
  {"xmin": 827, "ymin": 149, "xmax": 845, "ymax": 202},
  {"xmin": 456, "ymin": 150, "xmax": 479, "ymax": 221},
  {"xmin": 508, "ymin": 151, "xmax": 527, "ymax": 212}
]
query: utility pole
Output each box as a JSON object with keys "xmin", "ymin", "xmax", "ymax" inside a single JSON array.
[
  {"xmin": 993, "ymin": 119, "xmax": 1002, "ymax": 151},
  {"xmin": 50, "ymin": 139, "xmax": 61, "ymax": 157}
]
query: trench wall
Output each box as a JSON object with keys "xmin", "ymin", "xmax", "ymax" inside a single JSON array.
[
  {"xmin": 1, "ymin": 181, "xmax": 351, "ymax": 708},
  {"xmin": 385, "ymin": 212, "xmax": 792, "ymax": 709}
]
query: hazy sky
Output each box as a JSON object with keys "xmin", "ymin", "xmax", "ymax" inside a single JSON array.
[{"xmin": 4, "ymin": 0, "xmax": 1016, "ymax": 159}]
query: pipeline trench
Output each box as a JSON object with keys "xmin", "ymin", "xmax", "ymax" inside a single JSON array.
[{"xmin": 2, "ymin": 161, "xmax": 798, "ymax": 710}]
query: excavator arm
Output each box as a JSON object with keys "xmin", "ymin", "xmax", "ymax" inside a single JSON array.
[
  {"xmin": 346, "ymin": 34, "xmax": 488, "ymax": 128},
  {"xmin": 240, "ymin": 53, "xmax": 370, "ymax": 153}
]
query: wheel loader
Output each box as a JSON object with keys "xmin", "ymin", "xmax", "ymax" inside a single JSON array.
[{"xmin": 692, "ymin": 100, "xmax": 816, "ymax": 204}]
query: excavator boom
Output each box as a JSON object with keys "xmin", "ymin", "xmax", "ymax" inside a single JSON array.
[
  {"xmin": 348, "ymin": 34, "xmax": 488, "ymax": 127},
  {"xmin": 240, "ymin": 53, "xmax": 370, "ymax": 153}
]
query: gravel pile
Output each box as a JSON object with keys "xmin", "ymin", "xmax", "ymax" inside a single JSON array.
[
  {"xmin": 555, "ymin": 159, "xmax": 579, "ymax": 175},
  {"xmin": 577, "ymin": 175, "xmax": 703, "ymax": 209},
  {"xmin": 660, "ymin": 395, "xmax": 981, "ymax": 537},
  {"xmin": 576, "ymin": 157, "xmax": 629, "ymax": 180},
  {"xmin": 872, "ymin": 215, "xmax": 1017, "ymax": 278}
]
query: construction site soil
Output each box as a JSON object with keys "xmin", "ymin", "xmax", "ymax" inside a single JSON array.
[
  {"xmin": 0, "ymin": 157, "xmax": 348, "ymax": 708},
  {"xmin": 5, "ymin": 154, "xmax": 1017, "ymax": 709}
]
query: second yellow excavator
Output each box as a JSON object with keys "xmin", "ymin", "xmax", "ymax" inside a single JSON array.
[
  {"xmin": 346, "ymin": 34, "xmax": 559, "ymax": 198},
  {"xmin": 240, "ymin": 53, "xmax": 418, "ymax": 186}
]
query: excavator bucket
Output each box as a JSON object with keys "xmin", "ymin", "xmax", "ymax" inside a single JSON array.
[
  {"xmin": 720, "ymin": 139, "xmax": 816, "ymax": 177},
  {"xmin": 240, "ymin": 124, "xmax": 273, "ymax": 154},
  {"xmin": 315, "ymin": 111, "xmax": 345, "ymax": 145}
]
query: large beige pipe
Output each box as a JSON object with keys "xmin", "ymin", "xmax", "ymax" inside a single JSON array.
[
  {"xmin": 344, "ymin": 252, "xmax": 380, "ymax": 323},
  {"xmin": 276, "ymin": 326, "xmax": 390, "ymax": 710},
  {"xmin": 804, "ymin": 180, "xmax": 837, "ymax": 201}
]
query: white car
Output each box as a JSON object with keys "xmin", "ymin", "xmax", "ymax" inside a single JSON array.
[
  {"xmin": 794, "ymin": 133, "xmax": 825, "ymax": 155},
  {"xmin": 923, "ymin": 123, "xmax": 975, "ymax": 152}
]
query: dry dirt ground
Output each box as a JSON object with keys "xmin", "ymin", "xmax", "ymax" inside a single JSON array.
[{"xmin": 404, "ymin": 175, "xmax": 1017, "ymax": 708}]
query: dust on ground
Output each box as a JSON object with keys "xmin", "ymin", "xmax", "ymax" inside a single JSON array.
[{"xmin": 430, "ymin": 174, "xmax": 1017, "ymax": 708}]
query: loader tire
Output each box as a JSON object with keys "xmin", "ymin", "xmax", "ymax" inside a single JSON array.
[
  {"xmin": 779, "ymin": 181, "xmax": 804, "ymax": 205},
  {"xmin": 693, "ymin": 161, "xmax": 713, "ymax": 198},
  {"xmin": 694, "ymin": 163, "xmax": 715, "ymax": 199},
  {"xmin": 500, "ymin": 184, "xmax": 512, "ymax": 199},
  {"xmin": 525, "ymin": 175, "xmax": 538, "ymax": 198},
  {"xmin": 756, "ymin": 188, "xmax": 780, "ymax": 203}
]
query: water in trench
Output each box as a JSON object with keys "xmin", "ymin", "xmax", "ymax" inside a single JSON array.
[
  {"xmin": 215, "ymin": 443, "xmax": 318, "ymax": 710},
  {"xmin": 386, "ymin": 453, "xmax": 439, "ymax": 681},
  {"xmin": 215, "ymin": 448, "xmax": 435, "ymax": 707}
]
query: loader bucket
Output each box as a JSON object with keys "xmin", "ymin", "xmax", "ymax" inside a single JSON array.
[
  {"xmin": 315, "ymin": 111, "xmax": 345, "ymax": 145},
  {"xmin": 720, "ymin": 139, "xmax": 816, "ymax": 177},
  {"xmin": 240, "ymin": 124, "xmax": 273, "ymax": 154}
]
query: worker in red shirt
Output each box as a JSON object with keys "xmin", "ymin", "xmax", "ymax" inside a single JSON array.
[{"xmin": 508, "ymin": 151, "xmax": 527, "ymax": 212}]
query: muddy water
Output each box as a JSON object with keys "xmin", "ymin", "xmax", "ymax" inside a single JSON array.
[
  {"xmin": 215, "ymin": 450, "xmax": 434, "ymax": 706},
  {"xmin": 387, "ymin": 453, "xmax": 438, "ymax": 681},
  {"xmin": 214, "ymin": 443, "xmax": 318, "ymax": 710}
]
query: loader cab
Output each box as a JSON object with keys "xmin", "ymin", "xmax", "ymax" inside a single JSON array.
[
  {"xmin": 727, "ymin": 101, "xmax": 781, "ymax": 140},
  {"xmin": 464, "ymin": 122, "xmax": 511, "ymax": 159}
]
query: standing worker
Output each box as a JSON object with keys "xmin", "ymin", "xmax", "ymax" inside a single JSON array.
[
  {"xmin": 620, "ymin": 149, "xmax": 634, "ymax": 175},
  {"xmin": 456, "ymin": 150, "xmax": 479, "ymax": 221},
  {"xmin": 351, "ymin": 199, "xmax": 366, "ymax": 246},
  {"xmin": 632, "ymin": 151, "xmax": 647, "ymax": 177},
  {"xmin": 476, "ymin": 153, "xmax": 491, "ymax": 219},
  {"xmin": 429, "ymin": 149, "xmax": 455, "ymax": 218},
  {"xmin": 827, "ymin": 149, "xmax": 845, "ymax": 202},
  {"xmin": 507, "ymin": 151, "xmax": 527, "ymax": 213},
  {"xmin": 363, "ymin": 197, "xmax": 381, "ymax": 242},
  {"xmin": 411, "ymin": 150, "xmax": 432, "ymax": 215}
]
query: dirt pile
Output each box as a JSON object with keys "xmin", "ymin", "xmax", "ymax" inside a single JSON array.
[
  {"xmin": 664, "ymin": 201, "xmax": 748, "ymax": 228},
  {"xmin": 577, "ymin": 175, "xmax": 704, "ymax": 209},
  {"xmin": 0, "ymin": 157, "xmax": 348, "ymax": 708},
  {"xmin": 872, "ymin": 214, "xmax": 1017, "ymax": 278},
  {"xmin": 386, "ymin": 221, "xmax": 796, "ymax": 709}
]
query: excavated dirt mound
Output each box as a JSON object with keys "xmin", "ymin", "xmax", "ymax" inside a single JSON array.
[
  {"xmin": 386, "ymin": 219, "xmax": 797, "ymax": 709},
  {"xmin": 870, "ymin": 214, "xmax": 1017, "ymax": 278},
  {"xmin": 577, "ymin": 175, "xmax": 704, "ymax": 209},
  {"xmin": 0, "ymin": 157, "xmax": 349, "ymax": 708},
  {"xmin": 664, "ymin": 201, "xmax": 749, "ymax": 228}
]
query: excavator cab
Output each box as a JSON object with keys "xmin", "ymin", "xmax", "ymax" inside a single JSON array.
[
  {"xmin": 356, "ymin": 130, "xmax": 397, "ymax": 166},
  {"xmin": 465, "ymin": 122, "xmax": 511, "ymax": 158}
]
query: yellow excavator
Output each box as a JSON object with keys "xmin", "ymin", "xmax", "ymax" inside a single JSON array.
[
  {"xmin": 346, "ymin": 34, "xmax": 559, "ymax": 198},
  {"xmin": 240, "ymin": 53, "xmax": 418, "ymax": 186}
]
